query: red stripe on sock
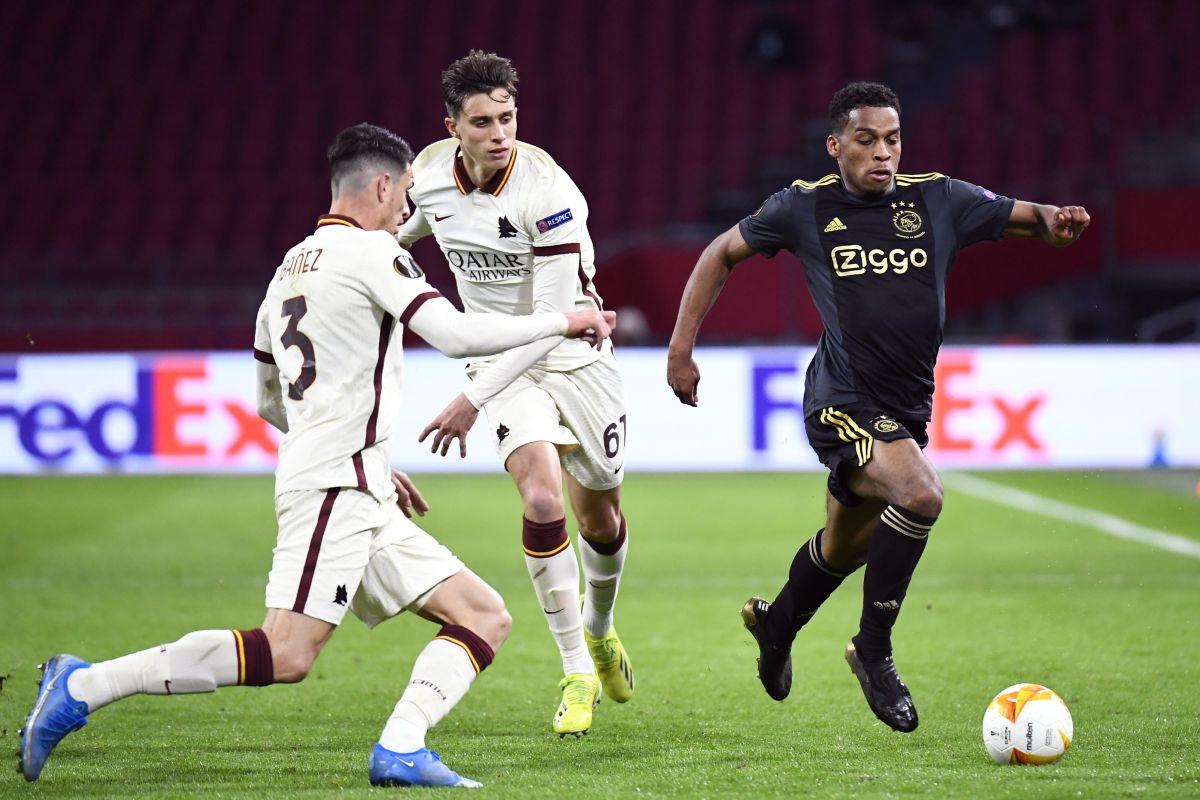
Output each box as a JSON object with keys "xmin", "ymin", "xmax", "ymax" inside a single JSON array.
[
  {"xmin": 436, "ymin": 625, "xmax": 495, "ymax": 673},
  {"xmin": 581, "ymin": 515, "xmax": 627, "ymax": 556},
  {"xmin": 522, "ymin": 516, "xmax": 568, "ymax": 557},
  {"xmin": 235, "ymin": 628, "xmax": 274, "ymax": 686}
]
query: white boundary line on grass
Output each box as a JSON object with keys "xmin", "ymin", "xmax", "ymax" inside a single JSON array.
[{"xmin": 944, "ymin": 473, "xmax": 1200, "ymax": 560}]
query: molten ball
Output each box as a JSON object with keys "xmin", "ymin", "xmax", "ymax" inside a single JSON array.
[{"xmin": 982, "ymin": 683, "xmax": 1073, "ymax": 765}]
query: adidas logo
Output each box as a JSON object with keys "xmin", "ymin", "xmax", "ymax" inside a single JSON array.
[
  {"xmin": 824, "ymin": 217, "xmax": 847, "ymax": 233},
  {"xmin": 873, "ymin": 599, "xmax": 901, "ymax": 611}
]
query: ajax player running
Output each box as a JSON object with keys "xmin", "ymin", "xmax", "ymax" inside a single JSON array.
[
  {"xmin": 668, "ymin": 82, "xmax": 1089, "ymax": 732},
  {"xmin": 19, "ymin": 124, "xmax": 614, "ymax": 787},
  {"xmin": 400, "ymin": 51, "xmax": 634, "ymax": 737}
]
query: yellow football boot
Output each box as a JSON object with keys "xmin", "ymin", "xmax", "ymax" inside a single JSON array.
[
  {"xmin": 585, "ymin": 628, "xmax": 635, "ymax": 703},
  {"xmin": 552, "ymin": 672, "xmax": 601, "ymax": 737}
]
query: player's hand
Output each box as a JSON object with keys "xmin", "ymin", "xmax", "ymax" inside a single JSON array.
[
  {"xmin": 418, "ymin": 393, "xmax": 480, "ymax": 458},
  {"xmin": 666, "ymin": 350, "xmax": 701, "ymax": 406},
  {"xmin": 391, "ymin": 469, "xmax": 429, "ymax": 518},
  {"xmin": 1046, "ymin": 205, "xmax": 1090, "ymax": 246},
  {"xmin": 563, "ymin": 309, "xmax": 617, "ymax": 348}
]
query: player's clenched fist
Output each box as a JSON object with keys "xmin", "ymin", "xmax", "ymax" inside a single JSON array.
[
  {"xmin": 666, "ymin": 350, "xmax": 701, "ymax": 407},
  {"xmin": 1047, "ymin": 205, "xmax": 1090, "ymax": 246},
  {"xmin": 564, "ymin": 309, "xmax": 617, "ymax": 347}
]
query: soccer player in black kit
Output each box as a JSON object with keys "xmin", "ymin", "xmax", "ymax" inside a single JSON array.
[{"xmin": 666, "ymin": 82, "xmax": 1090, "ymax": 732}]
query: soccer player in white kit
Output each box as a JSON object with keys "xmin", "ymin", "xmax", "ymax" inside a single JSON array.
[
  {"xmin": 19, "ymin": 123, "xmax": 615, "ymax": 788},
  {"xmin": 399, "ymin": 52, "xmax": 634, "ymax": 737}
]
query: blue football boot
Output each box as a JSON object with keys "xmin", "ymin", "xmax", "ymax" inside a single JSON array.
[
  {"xmin": 19, "ymin": 654, "xmax": 92, "ymax": 781},
  {"xmin": 368, "ymin": 743, "xmax": 482, "ymax": 788}
]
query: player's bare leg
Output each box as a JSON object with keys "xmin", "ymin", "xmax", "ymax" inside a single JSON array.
[
  {"xmin": 370, "ymin": 569, "xmax": 509, "ymax": 788},
  {"xmin": 840, "ymin": 437, "xmax": 943, "ymax": 732},
  {"xmin": 507, "ymin": 442, "xmax": 599, "ymax": 735},
  {"xmin": 260, "ymin": 608, "xmax": 336, "ymax": 682},
  {"xmin": 565, "ymin": 475, "xmax": 634, "ymax": 703}
]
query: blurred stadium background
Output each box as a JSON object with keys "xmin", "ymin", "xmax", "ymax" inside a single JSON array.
[
  {"xmin": 2, "ymin": 0, "xmax": 1198, "ymax": 476},
  {"xmin": 3, "ymin": 0, "xmax": 1198, "ymax": 352},
  {"xmin": 3, "ymin": 2, "xmax": 1199, "ymax": 797}
]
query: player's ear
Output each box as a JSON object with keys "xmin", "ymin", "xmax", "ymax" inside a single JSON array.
[
  {"xmin": 376, "ymin": 172, "xmax": 391, "ymax": 204},
  {"xmin": 445, "ymin": 116, "xmax": 459, "ymax": 139},
  {"xmin": 826, "ymin": 134, "xmax": 840, "ymax": 158}
]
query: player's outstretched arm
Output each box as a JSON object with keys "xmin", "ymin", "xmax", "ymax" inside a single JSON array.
[
  {"xmin": 418, "ymin": 302, "xmax": 618, "ymax": 458},
  {"xmin": 666, "ymin": 225, "xmax": 758, "ymax": 406},
  {"xmin": 418, "ymin": 251, "xmax": 584, "ymax": 458},
  {"xmin": 1003, "ymin": 201, "xmax": 1090, "ymax": 247},
  {"xmin": 255, "ymin": 361, "xmax": 288, "ymax": 433},
  {"xmin": 408, "ymin": 297, "xmax": 614, "ymax": 359}
]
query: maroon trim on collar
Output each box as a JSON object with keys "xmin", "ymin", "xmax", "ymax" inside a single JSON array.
[
  {"xmin": 316, "ymin": 214, "xmax": 362, "ymax": 229},
  {"xmin": 453, "ymin": 148, "xmax": 517, "ymax": 196}
]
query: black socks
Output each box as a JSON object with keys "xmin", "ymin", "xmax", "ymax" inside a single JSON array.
[
  {"xmin": 764, "ymin": 529, "xmax": 853, "ymax": 649},
  {"xmin": 852, "ymin": 505, "xmax": 936, "ymax": 662}
]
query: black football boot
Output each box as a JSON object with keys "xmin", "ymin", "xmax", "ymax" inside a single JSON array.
[
  {"xmin": 844, "ymin": 641, "xmax": 919, "ymax": 732},
  {"xmin": 740, "ymin": 597, "xmax": 792, "ymax": 701}
]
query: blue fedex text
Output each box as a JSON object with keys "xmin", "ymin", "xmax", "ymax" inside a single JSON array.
[
  {"xmin": 752, "ymin": 361, "xmax": 804, "ymax": 452},
  {"xmin": 0, "ymin": 364, "xmax": 153, "ymax": 462}
]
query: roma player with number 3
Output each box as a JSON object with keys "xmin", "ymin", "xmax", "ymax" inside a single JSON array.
[{"xmin": 19, "ymin": 123, "xmax": 615, "ymax": 788}]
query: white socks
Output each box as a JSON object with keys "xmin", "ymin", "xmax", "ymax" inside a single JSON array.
[
  {"xmin": 66, "ymin": 630, "xmax": 240, "ymax": 711},
  {"xmin": 580, "ymin": 520, "xmax": 629, "ymax": 638},
  {"xmin": 522, "ymin": 517, "xmax": 593, "ymax": 675},
  {"xmin": 379, "ymin": 627, "xmax": 493, "ymax": 754}
]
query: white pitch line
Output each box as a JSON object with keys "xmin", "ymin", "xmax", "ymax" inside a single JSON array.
[{"xmin": 944, "ymin": 472, "xmax": 1200, "ymax": 560}]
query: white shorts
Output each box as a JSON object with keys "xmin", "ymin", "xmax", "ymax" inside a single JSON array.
[
  {"xmin": 476, "ymin": 351, "xmax": 626, "ymax": 491},
  {"xmin": 265, "ymin": 487, "xmax": 463, "ymax": 627}
]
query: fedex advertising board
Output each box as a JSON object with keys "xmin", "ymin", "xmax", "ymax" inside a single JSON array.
[{"xmin": 1, "ymin": 346, "xmax": 1197, "ymax": 474}]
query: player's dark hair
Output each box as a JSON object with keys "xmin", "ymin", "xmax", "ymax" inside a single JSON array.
[
  {"xmin": 326, "ymin": 123, "xmax": 414, "ymax": 194},
  {"xmin": 441, "ymin": 50, "xmax": 519, "ymax": 119},
  {"xmin": 829, "ymin": 82, "xmax": 901, "ymax": 132}
]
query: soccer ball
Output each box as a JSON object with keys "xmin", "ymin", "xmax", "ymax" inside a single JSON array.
[{"xmin": 981, "ymin": 683, "xmax": 1073, "ymax": 765}]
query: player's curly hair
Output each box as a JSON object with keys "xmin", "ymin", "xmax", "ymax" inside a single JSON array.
[
  {"xmin": 829, "ymin": 82, "xmax": 901, "ymax": 132},
  {"xmin": 326, "ymin": 123, "xmax": 414, "ymax": 194},
  {"xmin": 441, "ymin": 50, "xmax": 520, "ymax": 119}
]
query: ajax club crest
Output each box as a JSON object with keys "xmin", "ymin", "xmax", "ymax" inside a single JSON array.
[
  {"xmin": 891, "ymin": 201, "xmax": 924, "ymax": 239},
  {"xmin": 872, "ymin": 416, "xmax": 900, "ymax": 433}
]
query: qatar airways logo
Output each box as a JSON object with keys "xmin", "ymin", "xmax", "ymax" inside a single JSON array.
[{"xmin": 445, "ymin": 249, "xmax": 530, "ymax": 282}]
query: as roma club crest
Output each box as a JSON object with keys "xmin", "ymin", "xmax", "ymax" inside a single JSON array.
[{"xmin": 891, "ymin": 201, "xmax": 925, "ymax": 239}]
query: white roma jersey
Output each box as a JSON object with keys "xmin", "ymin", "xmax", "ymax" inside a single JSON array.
[
  {"xmin": 400, "ymin": 138, "xmax": 606, "ymax": 372},
  {"xmin": 254, "ymin": 214, "xmax": 442, "ymax": 500}
]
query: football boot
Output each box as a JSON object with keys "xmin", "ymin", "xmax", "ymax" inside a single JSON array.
[
  {"xmin": 740, "ymin": 597, "xmax": 792, "ymax": 701},
  {"xmin": 844, "ymin": 641, "xmax": 919, "ymax": 732}
]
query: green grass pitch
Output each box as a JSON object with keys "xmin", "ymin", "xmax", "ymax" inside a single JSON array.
[{"xmin": 1, "ymin": 471, "xmax": 1198, "ymax": 798}]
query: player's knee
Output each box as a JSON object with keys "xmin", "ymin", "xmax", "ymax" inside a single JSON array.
[
  {"xmin": 269, "ymin": 642, "xmax": 319, "ymax": 684},
  {"xmin": 488, "ymin": 604, "xmax": 513, "ymax": 649},
  {"xmin": 577, "ymin": 505, "xmax": 621, "ymax": 542},
  {"xmin": 900, "ymin": 480, "xmax": 943, "ymax": 519},
  {"xmin": 521, "ymin": 486, "xmax": 564, "ymax": 522},
  {"xmin": 466, "ymin": 596, "xmax": 511, "ymax": 651}
]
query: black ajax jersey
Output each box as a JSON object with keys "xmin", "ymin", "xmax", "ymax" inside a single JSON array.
[{"xmin": 739, "ymin": 173, "xmax": 1014, "ymax": 421}]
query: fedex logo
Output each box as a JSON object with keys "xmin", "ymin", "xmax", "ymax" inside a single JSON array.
[
  {"xmin": 751, "ymin": 351, "xmax": 1046, "ymax": 459},
  {"xmin": 0, "ymin": 356, "xmax": 278, "ymax": 468}
]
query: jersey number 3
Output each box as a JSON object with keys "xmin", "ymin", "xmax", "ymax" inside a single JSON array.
[{"xmin": 280, "ymin": 295, "xmax": 316, "ymax": 400}]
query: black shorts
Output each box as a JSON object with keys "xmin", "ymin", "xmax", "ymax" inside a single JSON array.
[{"xmin": 804, "ymin": 404, "xmax": 929, "ymax": 507}]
